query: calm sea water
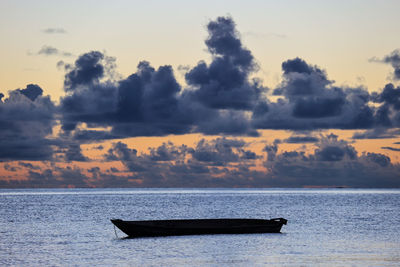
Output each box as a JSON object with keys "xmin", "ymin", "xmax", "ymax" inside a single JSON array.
[{"xmin": 0, "ymin": 188, "xmax": 399, "ymax": 266}]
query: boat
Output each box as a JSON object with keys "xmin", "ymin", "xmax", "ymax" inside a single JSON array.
[{"xmin": 111, "ymin": 218, "xmax": 287, "ymax": 237}]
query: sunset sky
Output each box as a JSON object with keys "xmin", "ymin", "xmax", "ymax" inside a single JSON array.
[{"xmin": 1, "ymin": 0, "xmax": 400, "ymax": 188}]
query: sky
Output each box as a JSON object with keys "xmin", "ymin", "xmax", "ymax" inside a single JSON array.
[{"xmin": 1, "ymin": 0, "xmax": 400, "ymax": 188}]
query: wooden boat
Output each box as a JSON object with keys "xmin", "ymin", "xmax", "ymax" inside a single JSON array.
[{"xmin": 111, "ymin": 218, "xmax": 287, "ymax": 237}]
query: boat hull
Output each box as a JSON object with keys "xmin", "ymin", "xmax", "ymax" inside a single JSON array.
[{"xmin": 111, "ymin": 218, "xmax": 287, "ymax": 237}]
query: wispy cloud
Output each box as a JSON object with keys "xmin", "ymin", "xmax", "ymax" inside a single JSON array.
[
  {"xmin": 42, "ymin": 28, "xmax": 67, "ymax": 34},
  {"xmin": 381, "ymin": 146, "xmax": 400, "ymax": 152},
  {"xmin": 36, "ymin": 45, "xmax": 72, "ymax": 57}
]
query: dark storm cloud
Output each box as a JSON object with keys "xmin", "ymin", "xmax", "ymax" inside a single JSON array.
[
  {"xmin": 63, "ymin": 51, "xmax": 106, "ymax": 90},
  {"xmin": 60, "ymin": 23, "xmax": 259, "ymax": 138},
  {"xmin": 274, "ymin": 57, "xmax": 331, "ymax": 97},
  {"xmin": 111, "ymin": 61, "xmax": 193, "ymax": 136},
  {"xmin": 58, "ymin": 17, "xmax": 400, "ymax": 139},
  {"xmin": 281, "ymin": 57, "xmax": 314, "ymax": 75},
  {"xmin": 371, "ymin": 49, "xmax": 400, "ymax": 80},
  {"xmin": 60, "ymin": 56, "xmax": 195, "ymax": 137},
  {"xmin": 253, "ymin": 57, "xmax": 376, "ymax": 130},
  {"xmin": 384, "ymin": 50, "xmax": 400, "ymax": 80},
  {"xmin": 193, "ymin": 109, "xmax": 258, "ymax": 136},
  {"xmin": 16, "ymin": 84, "xmax": 43, "ymax": 101},
  {"xmin": 65, "ymin": 144, "xmax": 88, "ymax": 162},
  {"xmin": 292, "ymin": 97, "xmax": 345, "ymax": 118},
  {"xmin": 370, "ymin": 83, "xmax": 400, "ymax": 128},
  {"xmin": 190, "ymin": 137, "xmax": 251, "ymax": 165},
  {"xmin": 317, "ymin": 134, "xmax": 357, "ymax": 160},
  {"xmin": 185, "ymin": 16, "xmax": 263, "ymax": 110},
  {"xmin": 71, "ymin": 130, "xmax": 121, "ymax": 141},
  {"xmin": 374, "ymin": 83, "xmax": 400, "ymax": 110},
  {"xmin": 60, "ymin": 52, "xmax": 118, "ymax": 132},
  {"xmin": 42, "ymin": 28, "xmax": 67, "ymax": 34},
  {"xmin": 0, "ymin": 84, "xmax": 56, "ymax": 161},
  {"xmin": 148, "ymin": 142, "xmax": 189, "ymax": 162}
]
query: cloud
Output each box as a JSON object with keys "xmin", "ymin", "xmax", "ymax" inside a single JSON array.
[
  {"xmin": 2, "ymin": 16, "xmax": 400, "ymax": 172},
  {"xmin": 285, "ymin": 135, "xmax": 319, "ymax": 143},
  {"xmin": 65, "ymin": 144, "xmax": 89, "ymax": 162},
  {"xmin": 38, "ymin": 46, "xmax": 58, "ymax": 55},
  {"xmin": 58, "ymin": 17, "xmax": 268, "ymax": 138},
  {"xmin": 190, "ymin": 137, "xmax": 255, "ymax": 165},
  {"xmin": 185, "ymin": 16, "xmax": 263, "ymax": 110},
  {"xmin": 42, "ymin": 28, "xmax": 67, "ymax": 34},
  {"xmin": 60, "ymin": 57, "xmax": 194, "ymax": 137},
  {"xmin": 381, "ymin": 146, "xmax": 400, "ymax": 152},
  {"xmin": 253, "ymin": 57, "xmax": 376, "ymax": 130},
  {"xmin": 1, "ymin": 16, "xmax": 400, "ymax": 188},
  {"xmin": 193, "ymin": 109, "xmax": 258, "ymax": 136},
  {"xmin": 56, "ymin": 18, "xmax": 400, "ymax": 140},
  {"xmin": 63, "ymin": 51, "xmax": 106, "ymax": 90},
  {"xmin": 4, "ymin": 163, "xmax": 18, "ymax": 172},
  {"xmin": 352, "ymin": 128, "xmax": 400, "ymax": 139},
  {"xmin": 18, "ymin": 162, "xmax": 41, "ymax": 170},
  {"xmin": 374, "ymin": 83, "xmax": 400, "ymax": 111},
  {"xmin": 85, "ymin": 136, "xmax": 400, "ymax": 188},
  {"xmin": 370, "ymin": 83, "xmax": 400, "ymax": 128},
  {"xmin": 148, "ymin": 142, "xmax": 190, "ymax": 162},
  {"xmin": 0, "ymin": 84, "xmax": 56, "ymax": 161},
  {"xmin": 3, "ymin": 135, "xmax": 400, "ymax": 188},
  {"xmin": 370, "ymin": 49, "xmax": 400, "ymax": 80},
  {"xmin": 37, "ymin": 45, "xmax": 72, "ymax": 57},
  {"xmin": 263, "ymin": 139, "xmax": 280, "ymax": 161},
  {"xmin": 314, "ymin": 134, "xmax": 357, "ymax": 161},
  {"xmin": 16, "ymin": 84, "xmax": 43, "ymax": 101},
  {"xmin": 264, "ymin": 135, "xmax": 400, "ymax": 187},
  {"xmin": 102, "ymin": 137, "xmax": 260, "ymax": 187}
]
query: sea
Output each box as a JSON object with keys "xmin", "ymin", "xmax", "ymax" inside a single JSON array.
[{"xmin": 0, "ymin": 188, "xmax": 399, "ymax": 266}]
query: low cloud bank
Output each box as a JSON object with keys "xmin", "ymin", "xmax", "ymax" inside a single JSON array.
[{"xmin": 2, "ymin": 136, "xmax": 399, "ymax": 188}]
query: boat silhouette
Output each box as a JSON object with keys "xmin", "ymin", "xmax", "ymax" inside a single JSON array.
[{"xmin": 111, "ymin": 218, "xmax": 287, "ymax": 237}]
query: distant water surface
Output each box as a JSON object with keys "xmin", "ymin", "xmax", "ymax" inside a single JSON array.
[{"xmin": 0, "ymin": 188, "xmax": 399, "ymax": 266}]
